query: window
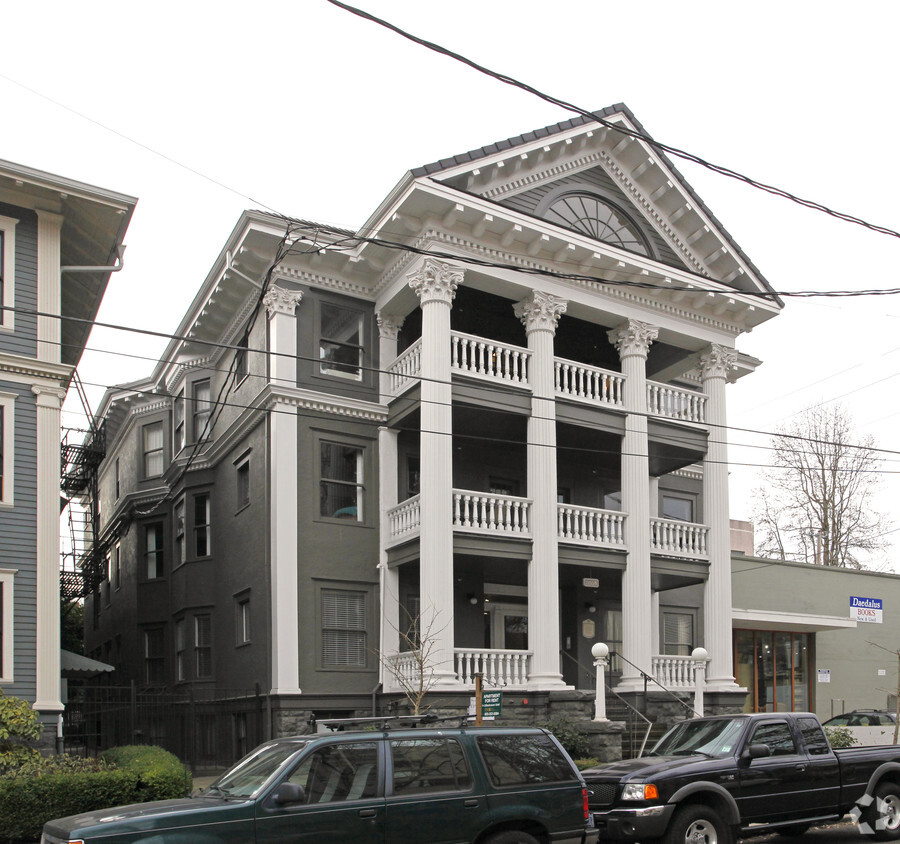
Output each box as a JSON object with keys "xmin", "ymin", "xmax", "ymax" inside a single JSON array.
[
  {"xmin": 477, "ymin": 734, "xmax": 574, "ymax": 785},
  {"xmin": 798, "ymin": 717, "xmax": 831, "ymax": 756},
  {"xmin": 319, "ymin": 302, "xmax": 364, "ymax": 379},
  {"xmin": 406, "ymin": 456, "xmax": 420, "ymax": 499},
  {"xmin": 662, "ymin": 494, "xmax": 694, "ymax": 522},
  {"xmin": 488, "ymin": 477, "xmax": 518, "ymax": 496},
  {"xmin": 113, "ymin": 543, "xmax": 121, "ymax": 590},
  {"xmin": 144, "ymin": 628, "xmax": 165, "ymax": 684},
  {"xmin": 115, "ymin": 458, "xmax": 120, "ymax": 500},
  {"xmin": 192, "ymin": 380, "xmax": 211, "ymax": 442},
  {"xmin": 663, "ymin": 611, "xmax": 694, "ymax": 656},
  {"xmin": 288, "ymin": 742, "xmax": 378, "ymax": 803},
  {"xmin": 320, "ymin": 442, "xmax": 364, "ymax": 521},
  {"xmin": 0, "ymin": 393, "xmax": 15, "ymax": 505},
  {"xmin": 0, "ymin": 569, "xmax": 15, "ymax": 683},
  {"xmin": 173, "ymin": 389, "xmax": 185, "ymax": 453},
  {"xmin": 749, "ymin": 721, "xmax": 797, "ymax": 756},
  {"xmin": 0, "ymin": 215, "xmax": 17, "ymax": 331},
  {"xmin": 235, "ymin": 332, "xmax": 249, "ymax": 383},
  {"xmin": 236, "ymin": 595, "xmax": 251, "ymax": 645},
  {"xmin": 236, "ymin": 459, "xmax": 250, "ymax": 510},
  {"xmin": 174, "ymin": 499, "xmax": 185, "ymax": 565},
  {"xmin": 143, "ymin": 422, "xmax": 164, "ymax": 478},
  {"xmin": 144, "ymin": 523, "xmax": 164, "ymax": 579},
  {"xmin": 194, "ymin": 493, "xmax": 211, "ymax": 556},
  {"xmin": 322, "ymin": 588, "xmax": 366, "ymax": 667},
  {"xmin": 390, "ymin": 739, "xmax": 471, "ymax": 794},
  {"xmin": 195, "ymin": 615, "xmax": 212, "ymax": 678},
  {"xmin": 543, "ymin": 192, "xmax": 650, "ymax": 256},
  {"xmin": 175, "ymin": 619, "xmax": 186, "ymax": 681}
]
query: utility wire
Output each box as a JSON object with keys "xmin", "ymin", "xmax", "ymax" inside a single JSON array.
[
  {"xmin": 10, "ymin": 298, "xmax": 898, "ymax": 461},
  {"xmin": 327, "ymin": 0, "xmax": 900, "ymax": 244}
]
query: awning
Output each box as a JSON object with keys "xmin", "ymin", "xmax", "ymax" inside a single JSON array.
[
  {"xmin": 61, "ymin": 649, "xmax": 114, "ymax": 678},
  {"xmin": 732, "ymin": 608, "xmax": 857, "ymax": 633}
]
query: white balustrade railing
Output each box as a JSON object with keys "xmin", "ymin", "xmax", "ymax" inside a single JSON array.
[
  {"xmin": 451, "ymin": 331, "xmax": 530, "ymax": 386},
  {"xmin": 646, "ymin": 381, "xmax": 706, "ymax": 423},
  {"xmin": 384, "ymin": 651, "xmax": 426, "ymax": 692},
  {"xmin": 557, "ymin": 505, "xmax": 626, "ymax": 547},
  {"xmin": 387, "ymin": 495, "xmax": 421, "ymax": 542},
  {"xmin": 555, "ymin": 358, "xmax": 624, "ymax": 407},
  {"xmin": 652, "ymin": 654, "xmax": 695, "ymax": 689},
  {"xmin": 388, "ymin": 339, "xmax": 422, "ymax": 395},
  {"xmin": 455, "ymin": 648, "xmax": 531, "ymax": 688},
  {"xmin": 650, "ymin": 518, "xmax": 709, "ymax": 558},
  {"xmin": 453, "ymin": 490, "xmax": 531, "ymax": 535}
]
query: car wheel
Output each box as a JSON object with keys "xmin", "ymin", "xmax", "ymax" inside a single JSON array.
[
  {"xmin": 776, "ymin": 824, "xmax": 810, "ymax": 837},
  {"xmin": 663, "ymin": 804, "xmax": 730, "ymax": 844},
  {"xmin": 484, "ymin": 831, "xmax": 541, "ymax": 844},
  {"xmin": 865, "ymin": 783, "xmax": 900, "ymax": 841}
]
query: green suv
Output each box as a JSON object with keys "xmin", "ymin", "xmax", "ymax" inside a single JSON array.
[{"xmin": 42, "ymin": 726, "xmax": 598, "ymax": 844}]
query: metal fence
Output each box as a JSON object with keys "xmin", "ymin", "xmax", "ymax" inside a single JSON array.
[{"xmin": 63, "ymin": 684, "xmax": 265, "ymax": 773}]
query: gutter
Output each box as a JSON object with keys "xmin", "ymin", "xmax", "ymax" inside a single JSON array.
[{"xmin": 61, "ymin": 244, "xmax": 126, "ymax": 273}]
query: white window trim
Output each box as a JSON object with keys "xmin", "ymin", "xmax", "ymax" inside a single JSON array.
[
  {"xmin": 0, "ymin": 392, "xmax": 15, "ymax": 506},
  {"xmin": 0, "ymin": 215, "xmax": 18, "ymax": 332},
  {"xmin": 0, "ymin": 568, "xmax": 16, "ymax": 683}
]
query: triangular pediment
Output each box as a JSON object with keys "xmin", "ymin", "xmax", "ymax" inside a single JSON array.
[{"xmin": 411, "ymin": 103, "xmax": 778, "ymax": 303}]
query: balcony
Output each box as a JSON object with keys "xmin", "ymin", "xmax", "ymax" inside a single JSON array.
[
  {"xmin": 646, "ymin": 380, "xmax": 706, "ymax": 424},
  {"xmin": 557, "ymin": 504, "xmax": 625, "ymax": 548},
  {"xmin": 650, "ymin": 518, "xmax": 709, "ymax": 559},
  {"xmin": 382, "ymin": 648, "xmax": 532, "ymax": 692},
  {"xmin": 555, "ymin": 358, "xmax": 624, "ymax": 408}
]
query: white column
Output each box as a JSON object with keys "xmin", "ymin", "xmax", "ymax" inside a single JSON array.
[
  {"xmin": 407, "ymin": 259, "xmax": 462, "ymax": 688},
  {"xmin": 514, "ymin": 291, "xmax": 568, "ymax": 689},
  {"xmin": 33, "ymin": 386, "xmax": 67, "ymax": 712},
  {"xmin": 264, "ymin": 285, "xmax": 303, "ymax": 695},
  {"xmin": 376, "ymin": 314, "xmax": 403, "ymax": 404},
  {"xmin": 608, "ymin": 319, "xmax": 658, "ymax": 692},
  {"xmin": 36, "ymin": 211, "xmax": 62, "ymax": 365},
  {"xmin": 699, "ymin": 344, "xmax": 741, "ymax": 691},
  {"xmin": 378, "ymin": 425, "xmax": 400, "ymax": 687}
]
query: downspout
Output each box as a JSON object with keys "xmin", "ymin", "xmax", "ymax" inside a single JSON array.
[{"xmin": 61, "ymin": 244, "xmax": 126, "ymax": 273}]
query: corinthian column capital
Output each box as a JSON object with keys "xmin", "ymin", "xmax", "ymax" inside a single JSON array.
[
  {"xmin": 263, "ymin": 285, "xmax": 303, "ymax": 317},
  {"xmin": 376, "ymin": 313, "xmax": 404, "ymax": 340},
  {"xmin": 513, "ymin": 291, "xmax": 568, "ymax": 334},
  {"xmin": 699, "ymin": 344, "xmax": 738, "ymax": 380},
  {"xmin": 607, "ymin": 319, "xmax": 659, "ymax": 360},
  {"xmin": 407, "ymin": 259, "xmax": 464, "ymax": 305}
]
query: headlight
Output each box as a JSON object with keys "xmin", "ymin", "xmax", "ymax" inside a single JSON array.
[{"xmin": 621, "ymin": 783, "xmax": 659, "ymax": 801}]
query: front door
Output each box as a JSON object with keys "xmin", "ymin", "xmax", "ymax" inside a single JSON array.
[{"xmin": 488, "ymin": 602, "xmax": 528, "ymax": 650}]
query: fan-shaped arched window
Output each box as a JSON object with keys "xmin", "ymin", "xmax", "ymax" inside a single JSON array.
[{"xmin": 543, "ymin": 192, "xmax": 650, "ymax": 256}]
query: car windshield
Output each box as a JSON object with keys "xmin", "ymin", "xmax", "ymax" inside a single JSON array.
[
  {"xmin": 650, "ymin": 718, "xmax": 746, "ymax": 758},
  {"xmin": 206, "ymin": 740, "xmax": 311, "ymax": 798}
]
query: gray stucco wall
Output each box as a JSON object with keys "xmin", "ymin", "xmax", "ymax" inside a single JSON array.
[{"xmin": 731, "ymin": 554, "xmax": 900, "ymax": 720}]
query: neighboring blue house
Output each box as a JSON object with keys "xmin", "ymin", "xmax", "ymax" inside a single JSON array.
[{"xmin": 0, "ymin": 159, "xmax": 135, "ymax": 741}]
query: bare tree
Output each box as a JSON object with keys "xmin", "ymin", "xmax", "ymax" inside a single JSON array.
[
  {"xmin": 377, "ymin": 604, "xmax": 446, "ymax": 715},
  {"xmin": 751, "ymin": 404, "xmax": 890, "ymax": 568}
]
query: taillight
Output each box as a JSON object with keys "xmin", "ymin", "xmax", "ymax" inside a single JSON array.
[{"xmin": 582, "ymin": 786, "xmax": 590, "ymax": 820}]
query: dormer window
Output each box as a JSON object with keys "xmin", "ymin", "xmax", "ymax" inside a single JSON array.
[{"xmin": 543, "ymin": 192, "xmax": 650, "ymax": 256}]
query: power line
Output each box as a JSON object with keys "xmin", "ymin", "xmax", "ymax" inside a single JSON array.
[
  {"xmin": 7, "ymin": 299, "xmax": 899, "ymax": 462},
  {"xmin": 327, "ymin": 0, "xmax": 900, "ymax": 245}
]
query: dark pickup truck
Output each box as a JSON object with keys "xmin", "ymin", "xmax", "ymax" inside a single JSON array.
[{"xmin": 583, "ymin": 712, "xmax": 900, "ymax": 844}]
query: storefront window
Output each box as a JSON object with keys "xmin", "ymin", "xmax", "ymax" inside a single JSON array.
[{"xmin": 735, "ymin": 630, "xmax": 811, "ymax": 713}]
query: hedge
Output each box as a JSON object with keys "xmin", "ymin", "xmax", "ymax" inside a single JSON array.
[{"xmin": 0, "ymin": 745, "xmax": 191, "ymax": 843}]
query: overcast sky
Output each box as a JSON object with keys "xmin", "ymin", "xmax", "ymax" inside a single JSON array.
[{"xmin": 4, "ymin": 1, "xmax": 898, "ymax": 567}]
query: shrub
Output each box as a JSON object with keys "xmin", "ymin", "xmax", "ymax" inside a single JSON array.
[
  {"xmin": 0, "ymin": 744, "xmax": 190, "ymax": 842},
  {"xmin": 0, "ymin": 691, "xmax": 42, "ymax": 773},
  {"xmin": 540, "ymin": 716, "xmax": 593, "ymax": 760},
  {"xmin": 824, "ymin": 725, "xmax": 858, "ymax": 749}
]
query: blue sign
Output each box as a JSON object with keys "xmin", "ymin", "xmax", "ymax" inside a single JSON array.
[{"xmin": 850, "ymin": 596, "xmax": 883, "ymax": 623}]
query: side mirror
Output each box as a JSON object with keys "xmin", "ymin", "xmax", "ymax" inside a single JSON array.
[
  {"xmin": 272, "ymin": 782, "xmax": 306, "ymax": 805},
  {"xmin": 745, "ymin": 743, "xmax": 771, "ymax": 760}
]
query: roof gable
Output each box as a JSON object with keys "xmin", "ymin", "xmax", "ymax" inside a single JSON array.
[{"xmin": 412, "ymin": 104, "xmax": 779, "ymax": 304}]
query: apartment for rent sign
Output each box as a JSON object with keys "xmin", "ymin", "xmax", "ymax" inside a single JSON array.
[{"xmin": 850, "ymin": 596, "xmax": 883, "ymax": 623}]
